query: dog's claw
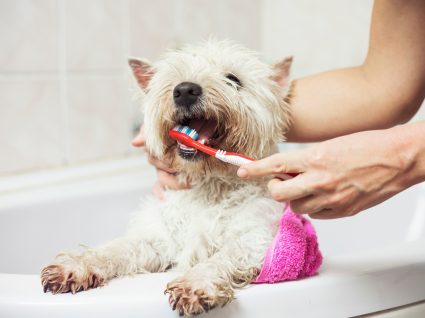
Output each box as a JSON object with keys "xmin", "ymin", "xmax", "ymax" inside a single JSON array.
[
  {"xmin": 50, "ymin": 285, "xmax": 58, "ymax": 294},
  {"xmin": 172, "ymin": 295, "xmax": 182, "ymax": 310},
  {"xmin": 41, "ymin": 264, "xmax": 105, "ymax": 295},
  {"xmin": 70, "ymin": 282, "xmax": 77, "ymax": 294}
]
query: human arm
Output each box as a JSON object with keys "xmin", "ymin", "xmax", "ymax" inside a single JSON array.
[
  {"xmin": 133, "ymin": 0, "xmax": 425, "ymax": 199},
  {"xmin": 238, "ymin": 121, "xmax": 425, "ymax": 219},
  {"xmin": 286, "ymin": 0, "xmax": 425, "ymax": 142},
  {"xmin": 236, "ymin": 0, "xmax": 425, "ymax": 219}
]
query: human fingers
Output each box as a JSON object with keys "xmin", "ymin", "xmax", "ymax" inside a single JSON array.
[
  {"xmin": 289, "ymin": 195, "xmax": 326, "ymax": 214},
  {"xmin": 157, "ymin": 170, "xmax": 191, "ymax": 190},
  {"xmin": 237, "ymin": 151, "xmax": 305, "ymax": 179},
  {"xmin": 131, "ymin": 125, "xmax": 146, "ymax": 147},
  {"xmin": 308, "ymin": 209, "xmax": 343, "ymax": 220},
  {"xmin": 148, "ymin": 154, "xmax": 176, "ymax": 174},
  {"xmin": 152, "ymin": 181, "xmax": 165, "ymax": 201},
  {"xmin": 291, "ymin": 185, "xmax": 359, "ymax": 215},
  {"xmin": 267, "ymin": 175, "xmax": 313, "ymax": 202}
]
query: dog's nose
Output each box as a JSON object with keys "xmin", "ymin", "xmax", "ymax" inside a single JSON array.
[{"xmin": 173, "ymin": 82, "xmax": 202, "ymax": 108}]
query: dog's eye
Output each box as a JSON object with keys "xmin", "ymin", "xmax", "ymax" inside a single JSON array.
[{"xmin": 225, "ymin": 73, "xmax": 242, "ymax": 88}]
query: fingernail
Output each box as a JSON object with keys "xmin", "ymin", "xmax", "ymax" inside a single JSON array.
[{"xmin": 237, "ymin": 168, "xmax": 248, "ymax": 178}]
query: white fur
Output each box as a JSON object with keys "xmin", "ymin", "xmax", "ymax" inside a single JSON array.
[{"xmin": 41, "ymin": 39, "xmax": 292, "ymax": 316}]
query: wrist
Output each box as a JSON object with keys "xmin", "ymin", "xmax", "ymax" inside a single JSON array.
[{"xmin": 391, "ymin": 122, "xmax": 425, "ymax": 187}]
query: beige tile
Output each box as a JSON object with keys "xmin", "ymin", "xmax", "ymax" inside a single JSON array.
[
  {"xmin": 261, "ymin": 0, "xmax": 373, "ymax": 76},
  {"xmin": 217, "ymin": 0, "xmax": 262, "ymax": 50},
  {"xmin": 128, "ymin": 0, "xmax": 177, "ymax": 60},
  {"xmin": 67, "ymin": 76, "xmax": 133, "ymax": 163},
  {"xmin": 65, "ymin": 0, "xmax": 126, "ymax": 71},
  {"xmin": 178, "ymin": 0, "xmax": 262, "ymax": 50},
  {"xmin": 129, "ymin": 0, "xmax": 262, "ymax": 60},
  {"xmin": 177, "ymin": 0, "xmax": 221, "ymax": 42},
  {"xmin": 0, "ymin": 0, "xmax": 59, "ymax": 72},
  {"xmin": 0, "ymin": 79, "xmax": 62, "ymax": 175}
]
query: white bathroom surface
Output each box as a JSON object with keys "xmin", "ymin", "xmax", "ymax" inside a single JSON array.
[
  {"xmin": 1, "ymin": 240, "xmax": 425, "ymax": 318},
  {"xmin": 1, "ymin": 158, "xmax": 425, "ymax": 317}
]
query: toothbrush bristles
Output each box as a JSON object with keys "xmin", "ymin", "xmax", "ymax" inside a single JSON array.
[{"xmin": 173, "ymin": 125, "xmax": 199, "ymax": 141}]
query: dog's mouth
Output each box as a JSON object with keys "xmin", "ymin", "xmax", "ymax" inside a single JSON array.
[{"xmin": 175, "ymin": 117, "xmax": 222, "ymax": 161}]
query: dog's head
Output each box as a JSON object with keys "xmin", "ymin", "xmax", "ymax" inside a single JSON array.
[{"xmin": 129, "ymin": 40, "xmax": 292, "ymax": 179}]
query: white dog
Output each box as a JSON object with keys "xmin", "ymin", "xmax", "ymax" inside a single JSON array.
[{"xmin": 41, "ymin": 40, "xmax": 293, "ymax": 316}]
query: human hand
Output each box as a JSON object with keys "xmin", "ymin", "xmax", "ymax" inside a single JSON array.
[
  {"xmin": 132, "ymin": 125, "xmax": 190, "ymax": 200},
  {"xmin": 237, "ymin": 127, "xmax": 415, "ymax": 219}
]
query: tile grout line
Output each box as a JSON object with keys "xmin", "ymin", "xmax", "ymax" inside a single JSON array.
[
  {"xmin": 122, "ymin": 0, "xmax": 135, "ymax": 146},
  {"xmin": 259, "ymin": 0, "xmax": 266, "ymax": 53},
  {"xmin": 0, "ymin": 70, "xmax": 124, "ymax": 79},
  {"xmin": 58, "ymin": 0, "xmax": 70, "ymax": 165},
  {"xmin": 172, "ymin": 0, "xmax": 184, "ymax": 47}
]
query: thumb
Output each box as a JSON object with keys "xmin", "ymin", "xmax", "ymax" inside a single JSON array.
[
  {"xmin": 132, "ymin": 125, "xmax": 146, "ymax": 147},
  {"xmin": 237, "ymin": 151, "xmax": 304, "ymax": 179}
]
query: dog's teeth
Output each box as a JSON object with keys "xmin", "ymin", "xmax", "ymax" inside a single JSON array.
[{"xmin": 178, "ymin": 143, "xmax": 195, "ymax": 151}]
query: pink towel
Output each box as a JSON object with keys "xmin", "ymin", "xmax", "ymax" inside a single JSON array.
[{"xmin": 254, "ymin": 205, "xmax": 322, "ymax": 284}]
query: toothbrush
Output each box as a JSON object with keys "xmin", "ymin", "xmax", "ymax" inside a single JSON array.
[{"xmin": 169, "ymin": 125, "xmax": 297, "ymax": 180}]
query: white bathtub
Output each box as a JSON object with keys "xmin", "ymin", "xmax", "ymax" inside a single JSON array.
[{"xmin": 1, "ymin": 157, "xmax": 425, "ymax": 318}]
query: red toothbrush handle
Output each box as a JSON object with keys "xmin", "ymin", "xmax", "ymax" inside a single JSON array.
[{"xmin": 169, "ymin": 130, "xmax": 299, "ymax": 178}]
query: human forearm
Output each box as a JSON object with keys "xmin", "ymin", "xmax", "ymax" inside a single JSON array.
[
  {"xmin": 286, "ymin": 0, "xmax": 425, "ymax": 142},
  {"xmin": 287, "ymin": 67, "xmax": 424, "ymax": 142},
  {"xmin": 286, "ymin": 66, "xmax": 402, "ymax": 142}
]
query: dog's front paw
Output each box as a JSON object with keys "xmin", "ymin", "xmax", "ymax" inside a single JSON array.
[
  {"xmin": 165, "ymin": 278, "xmax": 215, "ymax": 316},
  {"xmin": 164, "ymin": 277, "xmax": 233, "ymax": 316},
  {"xmin": 41, "ymin": 264, "xmax": 104, "ymax": 294}
]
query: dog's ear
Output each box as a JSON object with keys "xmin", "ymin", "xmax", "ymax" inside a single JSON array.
[
  {"xmin": 271, "ymin": 56, "xmax": 293, "ymax": 88},
  {"xmin": 128, "ymin": 58, "xmax": 154, "ymax": 90}
]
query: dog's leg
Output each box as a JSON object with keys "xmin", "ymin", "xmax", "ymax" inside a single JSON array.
[
  {"xmin": 164, "ymin": 248, "xmax": 261, "ymax": 316},
  {"xmin": 41, "ymin": 237, "xmax": 169, "ymax": 294}
]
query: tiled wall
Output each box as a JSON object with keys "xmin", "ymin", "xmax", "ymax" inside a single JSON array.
[
  {"xmin": 3, "ymin": 0, "xmax": 422, "ymax": 176},
  {"xmin": 261, "ymin": 0, "xmax": 425, "ymax": 122},
  {"xmin": 261, "ymin": 0, "xmax": 373, "ymax": 76},
  {"xmin": 0, "ymin": 0, "xmax": 262, "ymax": 176}
]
